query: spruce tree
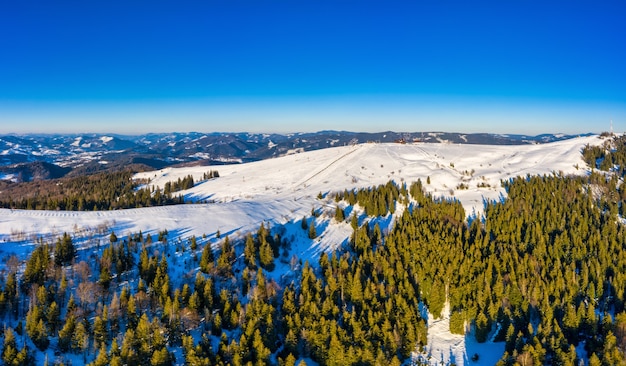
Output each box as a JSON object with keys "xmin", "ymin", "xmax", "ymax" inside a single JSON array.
[
  {"xmin": 199, "ymin": 243, "xmax": 215, "ymax": 273},
  {"xmin": 259, "ymin": 239, "xmax": 275, "ymax": 271},
  {"xmin": 244, "ymin": 234, "xmax": 257, "ymax": 269},
  {"xmin": 54, "ymin": 232, "xmax": 76, "ymax": 266},
  {"xmin": 335, "ymin": 206, "xmax": 345, "ymax": 222},
  {"xmin": 25, "ymin": 304, "xmax": 48, "ymax": 350},
  {"xmin": 308, "ymin": 222, "xmax": 317, "ymax": 239}
]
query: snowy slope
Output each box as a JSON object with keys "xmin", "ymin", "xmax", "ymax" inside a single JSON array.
[
  {"xmin": 0, "ymin": 135, "xmax": 599, "ymax": 258},
  {"xmin": 137, "ymin": 134, "xmax": 597, "ymax": 215},
  {"xmin": 0, "ymin": 135, "xmax": 602, "ymax": 366}
]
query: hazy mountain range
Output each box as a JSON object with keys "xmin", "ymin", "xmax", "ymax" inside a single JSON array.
[{"xmin": 0, "ymin": 131, "xmax": 590, "ymax": 182}]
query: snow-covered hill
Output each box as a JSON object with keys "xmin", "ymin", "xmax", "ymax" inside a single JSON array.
[
  {"xmin": 0, "ymin": 135, "xmax": 602, "ymax": 365},
  {"xmin": 0, "ymin": 132, "xmax": 591, "ymax": 181},
  {"xmin": 0, "ymin": 135, "xmax": 599, "ymax": 254}
]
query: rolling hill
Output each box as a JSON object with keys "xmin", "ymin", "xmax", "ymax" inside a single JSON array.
[
  {"xmin": 0, "ymin": 132, "xmax": 590, "ymax": 182},
  {"xmin": 0, "ymin": 135, "xmax": 599, "ymax": 252}
]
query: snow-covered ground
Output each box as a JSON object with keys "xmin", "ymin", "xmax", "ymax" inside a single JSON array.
[
  {"xmin": 414, "ymin": 302, "xmax": 506, "ymax": 366},
  {"xmin": 0, "ymin": 135, "xmax": 602, "ymax": 365}
]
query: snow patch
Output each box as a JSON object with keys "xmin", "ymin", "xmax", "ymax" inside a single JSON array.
[
  {"xmin": 71, "ymin": 137, "xmax": 82, "ymax": 147},
  {"xmin": 189, "ymin": 152, "xmax": 211, "ymax": 160},
  {"xmin": 0, "ymin": 173, "xmax": 17, "ymax": 182},
  {"xmin": 415, "ymin": 302, "xmax": 505, "ymax": 366}
]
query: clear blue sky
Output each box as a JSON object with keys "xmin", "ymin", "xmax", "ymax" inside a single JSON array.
[{"xmin": 1, "ymin": 1, "xmax": 625, "ymax": 134}]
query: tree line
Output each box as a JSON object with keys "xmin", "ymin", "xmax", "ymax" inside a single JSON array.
[{"xmin": 0, "ymin": 170, "xmax": 219, "ymax": 211}]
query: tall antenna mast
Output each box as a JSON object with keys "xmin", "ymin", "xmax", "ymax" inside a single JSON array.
[{"xmin": 611, "ymin": 119, "xmax": 614, "ymax": 135}]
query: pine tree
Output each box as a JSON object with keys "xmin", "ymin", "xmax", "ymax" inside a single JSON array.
[
  {"xmin": 4, "ymin": 272, "xmax": 17, "ymax": 315},
  {"xmin": 26, "ymin": 304, "xmax": 49, "ymax": 350},
  {"xmin": 54, "ymin": 232, "xmax": 76, "ymax": 266},
  {"xmin": 200, "ymin": 243, "xmax": 215, "ymax": 273},
  {"xmin": 308, "ymin": 222, "xmax": 317, "ymax": 239},
  {"xmin": 91, "ymin": 344, "xmax": 110, "ymax": 366},
  {"xmin": 475, "ymin": 311, "xmax": 491, "ymax": 343},
  {"xmin": 335, "ymin": 206, "xmax": 345, "ymax": 222},
  {"xmin": 284, "ymin": 353, "xmax": 297, "ymax": 366},
  {"xmin": 216, "ymin": 237, "xmax": 235, "ymax": 276},
  {"xmin": 127, "ymin": 295, "xmax": 138, "ymax": 329},
  {"xmin": 58, "ymin": 315, "xmax": 76, "ymax": 352},
  {"xmin": 135, "ymin": 314, "xmax": 152, "ymax": 363},
  {"xmin": 73, "ymin": 320, "xmax": 89, "ymax": 355},
  {"xmin": 601, "ymin": 331, "xmax": 624, "ymax": 365},
  {"xmin": 2, "ymin": 328, "xmax": 18, "ymax": 365},
  {"xmin": 188, "ymin": 292, "xmax": 200, "ymax": 312},
  {"xmin": 242, "ymin": 267, "xmax": 251, "ymax": 296},
  {"xmin": 121, "ymin": 329, "xmax": 140, "ymax": 365},
  {"xmin": 150, "ymin": 347, "xmax": 172, "ymax": 366},
  {"xmin": 259, "ymin": 239, "xmax": 275, "ymax": 271},
  {"xmin": 93, "ymin": 315, "xmax": 108, "ymax": 348},
  {"xmin": 350, "ymin": 214, "xmax": 358, "ymax": 231},
  {"xmin": 588, "ymin": 353, "xmax": 601, "ymax": 366},
  {"xmin": 2, "ymin": 327, "xmax": 32, "ymax": 365},
  {"xmin": 251, "ymin": 329, "xmax": 271, "ymax": 364},
  {"xmin": 100, "ymin": 266, "xmax": 112, "ymax": 290},
  {"xmin": 327, "ymin": 331, "xmax": 345, "ymax": 365},
  {"xmin": 23, "ymin": 245, "xmax": 50, "ymax": 286},
  {"xmin": 244, "ymin": 234, "xmax": 257, "ymax": 269}
]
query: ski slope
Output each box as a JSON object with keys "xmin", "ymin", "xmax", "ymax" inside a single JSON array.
[{"xmin": 0, "ymin": 134, "xmax": 602, "ymax": 366}]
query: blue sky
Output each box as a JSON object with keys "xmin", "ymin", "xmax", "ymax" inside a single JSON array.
[{"xmin": 1, "ymin": 1, "xmax": 625, "ymax": 134}]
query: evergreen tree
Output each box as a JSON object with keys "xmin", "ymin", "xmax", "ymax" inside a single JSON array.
[
  {"xmin": 216, "ymin": 237, "xmax": 235, "ymax": 276},
  {"xmin": 259, "ymin": 239, "xmax": 275, "ymax": 271},
  {"xmin": 244, "ymin": 234, "xmax": 257, "ymax": 269},
  {"xmin": 73, "ymin": 320, "xmax": 89, "ymax": 355},
  {"xmin": 475, "ymin": 311, "xmax": 490, "ymax": 343},
  {"xmin": 46, "ymin": 301, "xmax": 61, "ymax": 333},
  {"xmin": 2, "ymin": 327, "xmax": 32, "ymax": 366},
  {"xmin": 54, "ymin": 232, "xmax": 76, "ymax": 266},
  {"xmin": 23, "ymin": 245, "xmax": 50, "ymax": 286},
  {"xmin": 25, "ymin": 304, "xmax": 49, "ymax": 350},
  {"xmin": 334, "ymin": 206, "xmax": 345, "ymax": 222},
  {"xmin": 200, "ymin": 242, "xmax": 215, "ymax": 273},
  {"xmin": 58, "ymin": 315, "xmax": 76, "ymax": 352},
  {"xmin": 90, "ymin": 345, "xmax": 110, "ymax": 366},
  {"xmin": 308, "ymin": 221, "xmax": 317, "ymax": 239},
  {"xmin": 93, "ymin": 315, "xmax": 108, "ymax": 348}
]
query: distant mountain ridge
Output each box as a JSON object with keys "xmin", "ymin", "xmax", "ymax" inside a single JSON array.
[{"xmin": 0, "ymin": 131, "xmax": 591, "ymax": 182}]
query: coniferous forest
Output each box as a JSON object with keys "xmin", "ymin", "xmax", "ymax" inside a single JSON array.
[
  {"xmin": 0, "ymin": 170, "xmax": 219, "ymax": 211},
  {"xmin": 2, "ymin": 137, "xmax": 626, "ymax": 365}
]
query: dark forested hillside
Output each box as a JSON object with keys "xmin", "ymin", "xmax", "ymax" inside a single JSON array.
[{"xmin": 0, "ymin": 171, "xmax": 218, "ymax": 210}]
